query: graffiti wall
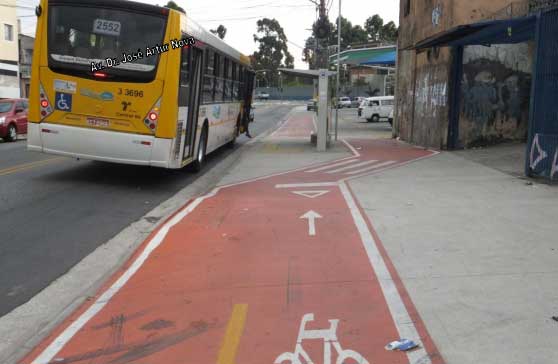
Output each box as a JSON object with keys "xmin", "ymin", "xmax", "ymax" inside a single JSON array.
[
  {"xmin": 458, "ymin": 43, "xmax": 533, "ymax": 147},
  {"xmin": 410, "ymin": 48, "xmax": 452, "ymax": 148}
]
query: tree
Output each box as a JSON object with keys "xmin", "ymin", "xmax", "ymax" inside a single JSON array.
[
  {"xmin": 364, "ymin": 14, "xmax": 398, "ymax": 43},
  {"xmin": 164, "ymin": 1, "xmax": 185, "ymax": 13},
  {"xmin": 331, "ymin": 17, "xmax": 368, "ymax": 49},
  {"xmin": 210, "ymin": 25, "xmax": 227, "ymax": 40},
  {"xmin": 364, "ymin": 15, "xmax": 383, "ymax": 42},
  {"xmin": 381, "ymin": 21, "xmax": 398, "ymax": 43},
  {"xmin": 302, "ymin": 36, "xmax": 318, "ymax": 70},
  {"xmin": 252, "ymin": 18, "xmax": 294, "ymax": 86}
]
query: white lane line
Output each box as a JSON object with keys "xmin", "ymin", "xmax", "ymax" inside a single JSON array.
[
  {"xmin": 339, "ymin": 182, "xmax": 431, "ymax": 364},
  {"xmin": 31, "ymin": 191, "xmax": 217, "ymax": 364},
  {"xmin": 344, "ymin": 161, "xmax": 396, "ymax": 175},
  {"xmin": 275, "ymin": 182, "xmax": 339, "ymax": 189},
  {"xmin": 326, "ymin": 160, "xmax": 379, "ymax": 174},
  {"xmin": 305, "ymin": 158, "xmax": 360, "ymax": 173},
  {"xmin": 342, "ymin": 139, "xmax": 361, "ymax": 157}
]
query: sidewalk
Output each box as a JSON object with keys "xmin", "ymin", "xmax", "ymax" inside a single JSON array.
[{"xmin": 20, "ymin": 108, "xmax": 558, "ymax": 364}]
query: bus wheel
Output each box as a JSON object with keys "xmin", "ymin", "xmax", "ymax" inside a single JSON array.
[{"xmin": 192, "ymin": 126, "xmax": 207, "ymax": 172}]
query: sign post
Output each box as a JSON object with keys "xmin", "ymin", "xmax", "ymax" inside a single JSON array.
[{"xmin": 317, "ymin": 69, "xmax": 329, "ymax": 152}]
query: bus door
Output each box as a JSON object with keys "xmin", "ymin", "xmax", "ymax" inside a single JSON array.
[{"xmin": 178, "ymin": 43, "xmax": 203, "ymax": 162}]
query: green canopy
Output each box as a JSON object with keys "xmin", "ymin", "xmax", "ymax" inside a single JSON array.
[{"xmin": 329, "ymin": 46, "xmax": 396, "ymax": 66}]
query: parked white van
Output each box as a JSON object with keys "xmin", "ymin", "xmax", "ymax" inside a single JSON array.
[{"xmin": 361, "ymin": 96, "xmax": 394, "ymax": 123}]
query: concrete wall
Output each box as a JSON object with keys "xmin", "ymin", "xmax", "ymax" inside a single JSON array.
[
  {"xmin": 395, "ymin": 0, "xmax": 530, "ymax": 149},
  {"xmin": 458, "ymin": 43, "xmax": 532, "ymax": 147}
]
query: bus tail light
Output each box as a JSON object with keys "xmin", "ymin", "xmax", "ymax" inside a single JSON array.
[
  {"xmin": 144, "ymin": 98, "xmax": 161, "ymax": 134},
  {"xmin": 39, "ymin": 84, "xmax": 53, "ymax": 119}
]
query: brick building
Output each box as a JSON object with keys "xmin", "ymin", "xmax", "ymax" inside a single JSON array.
[{"xmin": 394, "ymin": 0, "xmax": 548, "ymax": 149}]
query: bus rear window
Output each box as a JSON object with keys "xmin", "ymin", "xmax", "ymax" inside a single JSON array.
[{"xmin": 47, "ymin": 5, "xmax": 167, "ymax": 82}]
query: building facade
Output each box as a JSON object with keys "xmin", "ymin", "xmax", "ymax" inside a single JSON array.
[
  {"xmin": 19, "ymin": 34, "xmax": 34, "ymax": 98},
  {"xmin": 395, "ymin": 0, "xmax": 538, "ymax": 149},
  {"xmin": 0, "ymin": 0, "xmax": 20, "ymax": 98}
]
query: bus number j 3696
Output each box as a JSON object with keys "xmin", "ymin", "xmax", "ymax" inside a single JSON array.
[{"xmin": 118, "ymin": 88, "xmax": 143, "ymax": 97}]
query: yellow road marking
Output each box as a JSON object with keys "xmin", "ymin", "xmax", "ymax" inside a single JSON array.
[
  {"xmin": 217, "ymin": 304, "xmax": 248, "ymax": 364},
  {"xmin": 0, "ymin": 157, "xmax": 66, "ymax": 177}
]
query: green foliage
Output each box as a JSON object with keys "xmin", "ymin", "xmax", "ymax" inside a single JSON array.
[
  {"xmin": 364, "ymin": 14, "xmax": 398, "ymax": 43},
  {"xmin": 252, "ymin": 18, "xmax": 294, "ymax": 85},
  {"xmin": 331, "ymin": 16, "xmax": 368, "ymax": 49},
  {"xmin": 210, "ymin": 24, "xmax": 227, "ymax": 40},
  {"xmin": 164, "ymin": 1, "xmax": 185, "ymax": 13},
  {"xmin": 380, "ymin": 21, "xmax": 398, "ymax": 43},
  {"xmin": 302, "ymin": 13, "xmax": 398, "ymax": 69},
  {"xmin": 302, "ymin": 36, "xmax": 317, "ymax": 70}
]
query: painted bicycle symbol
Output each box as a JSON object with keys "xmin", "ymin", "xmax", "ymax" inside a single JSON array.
[{"xmin": 274, "ymin": 313, "xmax": 370, "ymax": 364}]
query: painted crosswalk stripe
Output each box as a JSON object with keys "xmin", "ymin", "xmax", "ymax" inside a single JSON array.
[
  {"xmin": 326, "ymin": 160, "xmax": 379, "ymax": 174},
  {"xmin": 305, "ymin": 158, "xmax": 360, "ymax": 173},
  {"xmin": 344, "ymin": 161, "xmax": 396, "ymax": 175},
  {"xmin": 275, "ymin": 182, "xmax": 339, "ymax": 189}
]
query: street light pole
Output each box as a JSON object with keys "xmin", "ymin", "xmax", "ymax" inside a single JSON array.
[{"xmin": 334, "ymin": 0, "xmax": 341, "ymax": 141}]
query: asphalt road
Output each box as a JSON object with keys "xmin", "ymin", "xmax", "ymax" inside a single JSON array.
[{"xmin": 0, "ymin": 102, "xmax": 299, "ymax": 318}]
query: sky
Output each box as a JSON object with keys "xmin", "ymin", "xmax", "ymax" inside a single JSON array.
[{"xmin": 17, "ymin": 0, "xmax": 399, "ymax": 69}]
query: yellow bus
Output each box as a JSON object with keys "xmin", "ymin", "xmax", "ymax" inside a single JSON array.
[{"xmin": 28, "ymin": 0, "xmax": 255, "ymax": 169}]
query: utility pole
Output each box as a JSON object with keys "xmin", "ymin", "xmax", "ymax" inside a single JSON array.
[
  {"xmin": 310, "ymin": 0, "xmax": 329, "ymax": 69},
  {"xmin": 334, "ymin": 0, "xmax": 341, "ymax": 141}
]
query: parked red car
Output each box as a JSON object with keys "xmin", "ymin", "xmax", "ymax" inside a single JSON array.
[{"xmin": 0, "ymin": 98, "xmax": 28, "ymax": 142}]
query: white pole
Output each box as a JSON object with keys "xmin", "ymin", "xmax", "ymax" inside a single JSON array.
[{"xmin": 334, "ymin": 0, "xmax": 341, "ymax": 141}]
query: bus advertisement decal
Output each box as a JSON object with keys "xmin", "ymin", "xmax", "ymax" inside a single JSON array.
[{"xmin": 54, "ymin": 79, "xmax": 77, "ymax": 94}]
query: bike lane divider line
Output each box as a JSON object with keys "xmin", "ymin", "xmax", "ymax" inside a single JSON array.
[{"xmin": 217, "ymin": 304, "xmax": 248, "ymax": 364}]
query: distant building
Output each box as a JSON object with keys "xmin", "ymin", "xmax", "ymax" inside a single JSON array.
[
  {"xmin": 329, "ymin": 46, "xmax": 397, "ymax": 97},
  {"xmin": 0, "ymin": 0, "xmax": 20, "ymax": 98},
  {"xmin": 19, "ymin": 34, "xmax": 34, "ymax": 98}
]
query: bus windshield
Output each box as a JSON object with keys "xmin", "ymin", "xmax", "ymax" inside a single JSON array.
[{"xmin": 47, "ymin": 4, "xmax": 167, "ymax": 82}]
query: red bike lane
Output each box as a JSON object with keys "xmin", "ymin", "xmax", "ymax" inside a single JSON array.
[{"xmin": 23, "ymin": 115, "xmax": 442, "ymax": 364}]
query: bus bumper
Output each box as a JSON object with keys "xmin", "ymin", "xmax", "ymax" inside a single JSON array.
[{"xmin": 27, "ymin": 122, "xmax": 174, "ymax": 168}]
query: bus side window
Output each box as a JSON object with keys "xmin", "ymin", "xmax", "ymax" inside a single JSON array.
[
  {"xmin": 178, "ymin": 45, "xmax": 190, "ymax": 106},
  {"xmin": 214, "ymin": 53, "xmax": 223, "ymax": 102},
  {"xmin": 232, "ymin": 62, "xmax": 238, "ymax": 101},
  {"xmin": 223, "ymin": 58, "xmax": 229, "ymax": 102},
  {"xmin": 238, "ymin": 66, "xmax": 244, "ymax": 101},
  {"xmin": 203, "ymin": 49, "xmax": 215, "ymax": 103}
]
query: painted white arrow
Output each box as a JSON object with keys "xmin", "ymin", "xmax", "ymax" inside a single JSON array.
[{"xmin": 300, "ymin": 210, "xmax": 322, "ymax": 236}]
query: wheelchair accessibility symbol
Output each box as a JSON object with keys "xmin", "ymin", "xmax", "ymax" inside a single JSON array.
[
  {"xmin": 275, "ymin": 313, "xmax": 370, "ymax": 364},
  {"xmin": 55, "ymin": 92, "xmax": 72, "ymax": 111}
]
